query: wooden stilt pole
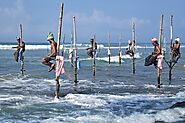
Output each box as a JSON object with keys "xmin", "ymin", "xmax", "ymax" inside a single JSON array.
[
  {"xmin": 157, "ymin": 14, "xmax": 164, "ymax": 88},
  {"xmin": 55, "ymin": 3, "xmax": 64, "ymax": 99},
  {"xmin": 19, "ymin": 24, "xmax": 24, "ymax": 76},
  {"xmin": 20, "ymin": 24, "xmax": 23, "ymax": 46},
  {"xmin": 108, "ymin": 32, "xmax": 111, "ymax": 64},
  {"xmin": 69, "ymin": 31, "xmax": 73, "ymax": 67},
  {"xmin": 93, "ymin": 35, "xmax": 96, "ymax": 77},
  {"xmin": 118, "ymin": 34, "xmax": 122, "ymax": 65},
  {"xmin": 169, "ymin": 15, "xmax": 173, "ymax": 81},
  {"xmin": 73, "ymin": 16, "xmax": 78, "ymax": 83},
  {"xmin": 132, "ymin": 21, "xmax": 136, "ymax": 74},
  {"xmin": 159, "ymin": 15, "xmax": 163, "ymax": 54},
  {"xmin": 61, "ymin": 34, "xmax": 65, "ymax": 56},
  {"xmin": 98, "ymin": 45, "xmax": 100, "ymax": 58},
  {"xmin": 70, "ymin": 32, "xmax": 73, "ymax": 49}
]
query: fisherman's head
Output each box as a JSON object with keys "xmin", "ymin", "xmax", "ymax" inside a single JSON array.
[
  {"xmin": 90, "ymin": 38, "xmax": 94, "ymax": 43},
  {"xmin": 16, "ymin": 37, "xmax": 20, "ymax": 42},
  {"xmin": 47, "ymin": 32, "xmax": 54, "ymax": 42},
  {"xmin": 175, "ymin": 37, "xmax": 180, "ymax": 43},
  {"xmin": 151, "ymin": 37, "xmax": 158, "ymax": 45},
  {"xmin": 162, "ymin": 49, "xmax": 165, "ymax": 55},
  {"xmin": 128, "ymin": 40, "xmax": 132, "ymax": 45}
]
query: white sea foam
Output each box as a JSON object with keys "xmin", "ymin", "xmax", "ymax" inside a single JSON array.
[
  {"xmin": 64, "ymin": 93, "xmax": 107, "ymax": 108},
  {"xmin": 2, "ymin": 91, "xmax": 184, "ymax": 123},
  {"xmin": 0, "ymin": 95, "xmax": 24, "ymax": 101},
  {"xmin": 75, "ymin": 115, "xmax": 109, "ymax": 123},
  {"xmin": 155, "ymin": 108, "xmax": 185, "ymax": 122},
  {"xmin": 41, "ymin": 118, "xmax": 62, "ymax": 123},
  {"xmin": 95, "ymin": 53, "xmax": 140, "ymax": 62},
  {"xmin": 0, "ymin": 44, "xmax": 175, "ymax": 50},
  {"xmin": 0, "ymin": 45, "xmax": 49, "ymax": 50},
  {"xmin": 76, "ymin": 54, "xmax": 139, "ymax": 63},
  {"xmin": 175, "ymin": 91, "xmax": 185, "ymax": 98},
  {"xmin": 117, "ymin": 113, "xmax": 155, "ymax": 123},
  {"xmin": 114, "ymin": 108, "xmax": 185, "ymax": 123},
  {"xmin": 102, "ymin": 45, "xmax": 154, "ymax": 49},
  {"xmin": 0, "ymin": 44, "xmax": 105, "ymax": 50},
  {"xmin": 41, "ymin": 107, "xmax": 185, "ymax": 123},
  {"xmin": 121, "ymin": 52, "xmax": 141, "ymax": 59},
  {"xmin": 96, "ymin": 56, "xmax": 125, "ymax": 63}
]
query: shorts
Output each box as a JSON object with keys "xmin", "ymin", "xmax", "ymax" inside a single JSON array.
[{"xmin": 44, "ymin": 55, "xmax": 56, "ymax": 63}]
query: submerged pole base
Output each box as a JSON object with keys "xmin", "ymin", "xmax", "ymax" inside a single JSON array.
[
  {"xmin": 74, "ymin": 80, "xmax": 78, "ymax": 83},
  {"xmin": 55, "ymin": 76, "xmax": 60, "ymax": 99},
  {"xmin": 157, "ymin": 84, "xmax": 160, "ymax": 88},
  {"xmin": 157, "ymin": 68, "xmax": 161, "ymax": 88},
  {"xmin": 108, "ymin": 55, "xmax": 111, "ymax": 64},
  {"xmin": 93, "ymin": 66, "xmax": 96, "ymax": 77}
]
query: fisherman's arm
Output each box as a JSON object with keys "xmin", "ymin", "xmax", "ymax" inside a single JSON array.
[
  {"xmin": 20, "ymin": 42, "xmax": 25, "ymax": 48},
  {"xmin": 12, "ymin": 46, "xmax": 20, "ymax": 49}
]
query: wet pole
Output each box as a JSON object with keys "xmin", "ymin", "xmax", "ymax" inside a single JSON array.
[
  {"xmin": 73, "ymin": 16, "xmax": 78, "ymax": 83},
  {"xmin": 70, "ymin": 31, "xmax": 73, "ymax": 67},
  {"xmin": 98, "ymin": 42, "xmax": 100, "ymax": 58},
  {"xmin": 93, "ymin": 35, "xmax": 96, "ymax": 77},
  {"xmin": 55, "ymin": 3, "xmax": 64, "ymax": 99},
  {"xmin": 169, "ymin": 15, "xmax": 173, "ymax": 81},
  {"xmin": 157, "ymin": 14, "xmax": 163, "ymax": 88},
  {"xmin": 118, "ymin": 35, "xmax": 122, "ymax": 65},
  {"xmin": 19, "ymin": 24, "xmax": 24, "ymax": 76},
  {"xmin": 70, "ymin": 32, "xmax": 73, "ymax": 49},
  {"xmin": 61, "ymin": 34, "xmax": 65, "ymax": 56},
  {"xmin": 108, "ymin": 32, "xmax": 111, "ymax": 64},
  {"xmin": 132, "ymin": 21, "xmax": 136, "ymax": 74}
]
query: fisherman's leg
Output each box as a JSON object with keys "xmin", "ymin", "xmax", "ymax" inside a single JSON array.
[
  {"xmin": 150, "ymin": 55, "xmax": 157, "ymax": 66},
  {"xmin": 41, "ymin": 57, "xmax": 52, "ymax": 66},
  {"xmin": 48, "ymin": 56, "xmax": 56, "ymax": 72},
  {"xmin": 174, "ymin": 54, "xmax": 181, "ymax": 63}
]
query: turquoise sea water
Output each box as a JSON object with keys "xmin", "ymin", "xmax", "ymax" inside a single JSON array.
[{"xmin": 0, "ymin": 43, "xmax": 185, "ymax": 123}]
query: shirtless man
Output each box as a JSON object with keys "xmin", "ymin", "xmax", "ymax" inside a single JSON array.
[
  {"xmin": 172, "ymin": 37, "xmax": 181, "ymax": 63},
  {"xmin": 13, "ymin": 37, "xmax": 25, "ymax": 62},
  {"xmin": 151, "ymin": 37, "xmax": 160, "ymax": 58},
  {"xmin": 125, "ymin": 40, "xmax": 134, "ymax": 56},
  {"xmin": 41, "ymin": 32, "xmax": 57, "ymax": 72},
  {"xmin": 86, "ymin": 38, "xmax": 97, "ymax": 58},
  {"xmin": 145, "ymin": 37, "xmax": 160, "ymax": 66},
  {"xmin": 151, "ymin": 37, "xmax": 160, "ymax": 66}
]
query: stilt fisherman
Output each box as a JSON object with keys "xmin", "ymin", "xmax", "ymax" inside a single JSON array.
[{"xmin": 41, "ymin": 32, "xmax": 57, "ymax": 72}]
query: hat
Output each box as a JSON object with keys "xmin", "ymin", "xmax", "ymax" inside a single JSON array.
[
  {"xmin": 16, "ymin": 37, "xmax": 20, "ymax": 40},
  {"xmin": 152, "ymin": 37, "xmax": 157, "ymax": 42},
  {"xmin": 47, "ymin": 32, "xmax": 54, "ymax": 41},
  {"xmin": 175, "ymin": 37, "xmax": 180, "ymax": 42},
  {"xmin": 128, "ymin": 40, "xmax": 132, "ymax": 44}
]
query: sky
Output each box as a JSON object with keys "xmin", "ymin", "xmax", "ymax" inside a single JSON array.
[{"xmin": 0, "ymin": 0, "xmax": 185, "ymax": 43}]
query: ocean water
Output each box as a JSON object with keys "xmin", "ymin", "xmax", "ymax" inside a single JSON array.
[{"xmin": 0, "ymin": 43, "xmax": 185, "ymax": 123}]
